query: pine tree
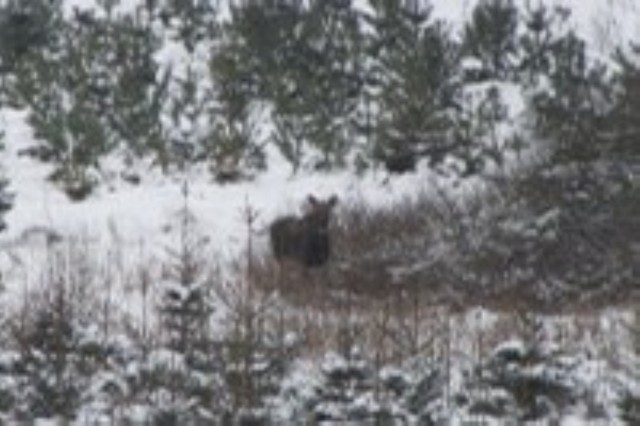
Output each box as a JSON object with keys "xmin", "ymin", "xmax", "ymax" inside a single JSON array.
[
  {"xmin": 210, "ymin": 39, "xmax": 264, "ymax": 180},
  {"xmin": 7, "ymin": 267, "xmax": 111, "ymax": 421},
  {"xmin": 517, "ymin": 3, "xmax": 571, "ymax": 86},
  {"xmin": 0, "ymin": 0, "xmax": 61, "ymax": 75},
  {"xmin": 152, "ymin": 0, "xmax": 218, "ymax": 52},
  {"xmin": 0, "ymin": 174, "xmax": 12, "ymax": 233},
  {"xmin": 212, "ymin": 0, "xmax": 303, "ymax": 171},
  {"xmin": 451, "ymin": 85, "xmax": 509, "ymax": 177},
  {"xmin": 221, "ymin": 0, "xmax": 304, "ymax": 102},
  {"xmin": 366, "ymin": 0, "xmax": 460, "ymax": 173},
  {"xmin": 9, "ymin": 1, "xmax": 171, "ymax": 195},
  {"xmin": 217, "ymin": 0, "xmax": 364, "ymax": 171},
  {"xmin": 102, "ymin": 7, "xmax": 169, "ymax": 169},
  {"xmin": 158, "ymin": 194, "xmax": 213, "ymax": 361},
  {"xmin": 597, "ymin": 43, "xmax": 640, "ymax": 286},
  {"xmin": 1, "ymin": 0, "xmax": 65, "ymax": 106},
  {"xmin": 467, "ymin": 34, "xmax": 636, "ymax": 306},
  {"xmin": 152, "ymin": 188, "xmax": 223, "ymax": 422},
  {"xmin": 287, "ymin": 0, "xmax": 364, "ymax": 169},
  {"xmin": 608, "ymin": 43, "xmax": 640, "ymax": 164},
  {"xmin": 619, "ymin": 393, "xmax": 640, "ymax": 425},
  {"xmin": 13, "ymin": 9, "xmax": 116, "ymax": 199},
  {"xmin": 312, "ymin": 350, "xmax": 378, "ymax": 423},
  {"xmin": 0, "ymin": 129, "xmax": 12, "ymax": 232},
  {"xmin": 463, "ymin": 0, "xmax": 519, "ymax": 80},
  {"xmin": 532, "ymin": 29, "xmax": 611, "ymax": 164}
]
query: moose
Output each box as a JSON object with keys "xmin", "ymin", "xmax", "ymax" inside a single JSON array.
[{"xmin": 270, "ymin": 195, "xmax": 339, "ymax": 267}]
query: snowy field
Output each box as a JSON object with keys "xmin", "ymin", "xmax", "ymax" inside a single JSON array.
[
  {"xmin": 0, "ymin": 1, "xmax": 638, "ymax": 424},
  {"xmin": 2, "ymin": 0, "xmax": 639, "ymax": 301}
]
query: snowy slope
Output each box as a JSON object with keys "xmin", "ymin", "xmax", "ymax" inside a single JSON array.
[
  {"xmin": 2, "ymin": 0, "xmax": 638, "ymax": 265},
  {"xmin": 0, "ymin": 105, "xmax": 448, "ymax": 255},
  {"xmin": 431, "ymin": 0, "xmax": 640, "ymax": 55},
  {"xmin": 0, "ymin": 2, "xmax": 638, "ymax": 424},
  {"xmin": 1, "ymin": 0, "xmax": 638, "ymax": 307}
]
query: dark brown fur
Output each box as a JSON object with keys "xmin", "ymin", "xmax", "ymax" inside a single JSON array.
[{"xmin": 270, "ymin": 195, "xmax": 338, "ymax": 267}]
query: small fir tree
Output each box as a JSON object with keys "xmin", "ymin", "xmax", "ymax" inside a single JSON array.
[
  {"xmin": 153, "ymin": 185, "xmax": 223, "ymax": 422},
  {"xmin": 367, "ymin": 0, "xmax": 460, "ymax": 172},
  {"xmin": 517, "ymin": 3, "xmax": 571, "ymax": 86},
  {"xmin": 0, "ymin": 0, "xmax": 62, "ymax": 75},
  {"xmin": 0, "ymin": 177, "xmax": 12, "ymax": 233},
  {"xmin": 0, "ymin": 131, "xmax": 13, "ymax": 232},
  {"xmin": 463, "ymin": 0, "xmax": 519, "ymax": 79}
]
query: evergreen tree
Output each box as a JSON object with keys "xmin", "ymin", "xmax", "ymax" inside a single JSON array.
[
  {"xmin": 619, "ymin": 393, "xmax": 640, "ymax": 425},
  {"xmin": 0, "ymin": 186, "xmax": 11, "ymax": 233},
  {"xmin": 100, "ymin": 7, "xmax": 169, "ymax": 169},
  {"xmin": 463, "ymin": 0, "xmax": 519, "ymax": 80},
  {"xmin": 532, "ymin": 30, "xmax": 611, "ymax": 164},
  {"xmin": 12, "ymin": 8, "xmax": 114, "ymax": 198},
  {"xmin": 221, "ymin": 0, "xmax": 304, "ymax": 102},
  {"xmin": 0, "ymin": 142, "xmax": 12, "ymax": 233},
  {"xmin": 366, "ymin": 0, "xmax": 460, "ymax": 172},
  {"xmin": 0, "ymin": 0, "xmax": 62, "ymax": 75},
  {"xmin": 451, "ymin": 85, "xmax": 509, "ymax": 177},
  {"xmin": 7, "ymin": 280, "xmax": 110, "ymax": 421},
  {"xmin": 152, "ymin": 193, "xmax": 224, "ymax": 422},
  {"xmin": 281, "ymin": 0, "xmax": 363, "ymax": 169},
  {"xmin": 0, "ymin": 120, "xmax": 10, "ymax": 231},
  {"xmin": 608, "ymin": 43, "xmax": 640, "ymax": 164},
  {"xmin": 1, "ymin": 0, "xmax": 65, "ymax": 107},
  {"xmin": 210, "ymin": 37, "xmax": 265, "ymax": 180},
  {"xmin": 466, "ymin": 337, "xmax": 577, "ymax": 422},
  {"xmin": 517, "ymin": 3, "xmax": 571, "ymax": 86},
  {"xmin": 212, "ymin": 0, "xmax": 304, "ymax": 171},
  {"xmin": 164, "ymin": 65, "xmax": 209, "ymax": 170},
  {"xmin": 312, "ymin": 350, "xmax": 379, "ymax": 423},
  {"xmin": 158, "ymin": 200, "xmax": 213, "ymax": 360},
  {"xmin": 464, "ymin": 34, "xmax": 637, "ymax": 306},
  {"xmin": 151, "ymin": 0, "xmax": 218, "ymax": 52},
  {"xmin": 217, "ymin": 0, "xmax": 364, "ymax": 171},
  {"xmin": 9, "ymin": 1, "xmax": 169, "ymax": 194}
]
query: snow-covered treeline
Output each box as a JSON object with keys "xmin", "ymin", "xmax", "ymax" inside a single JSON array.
[{"xmin": 0, "ymin": 1, "xmax": 638, "ymax": 424}]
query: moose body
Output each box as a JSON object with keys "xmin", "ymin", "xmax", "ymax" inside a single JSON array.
[{"xmin": 270, "ymin": 195, "xmax": 338, "ymax": 267}]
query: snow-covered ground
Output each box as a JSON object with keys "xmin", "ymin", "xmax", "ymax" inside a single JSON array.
[
  {"xmin": 0, "ymin": 0, "xmax": 611, "ymax": 303},
  {"xmin": 0, "ymin": 104, "xmax": 448, "ymax": 261},
  {"xmin": 0, "ymin": 102, "xmax": 472, "ymax": 329},
  {"xmin": 0, "ymin": 0, "xmax": 640, "ymax": 348},
  {"xmin": 0, "ymin": 1, "xmax": 638, "ymax": 423},
  {"xmin": 4, "ymin": 0, "xmax": 631, "ymax": 263},
  {"xmin": 0, "ymin": 0, "xmax": 635, "ymax": 316},
  {"xmin": 0, "ymin": 0, "xmax": 636, "ymax": 352}
]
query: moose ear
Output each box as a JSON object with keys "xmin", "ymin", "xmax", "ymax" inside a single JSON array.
[
  {"xmin": 307, "ymin": 195, "xmax": 318, "ymax": 206},
  {"xmin": 328, "ymin": 195, "xmax": 339, "ymax": 207}
]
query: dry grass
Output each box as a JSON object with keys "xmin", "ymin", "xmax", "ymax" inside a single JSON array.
[
  {"xmin": 249, "ymin": 176, "xmax": 640, "ymax": 315},
  {"xmin": 0, "ymin": 219, "xmax": 635, "ymax": 421}
]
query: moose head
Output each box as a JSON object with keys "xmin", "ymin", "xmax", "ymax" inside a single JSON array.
[{"xmin": 270, "ymin": 194, "xmax": 339, "ymax": 267}]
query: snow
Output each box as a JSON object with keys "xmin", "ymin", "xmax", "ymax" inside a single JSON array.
[
  {"xmin": 432, "ymin": 0, "xmax": 640, "ymax": 51},
  {"xmin": 0, "ymin": 1, "xmax": 638, "ymax": 423},
  {"xmin": 0, "ymin": 104, "xmax": 456, "ymax": 277},
  {"xmin": 1, "ymin": 101, "xmax": 474, "ymax": 348}
]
